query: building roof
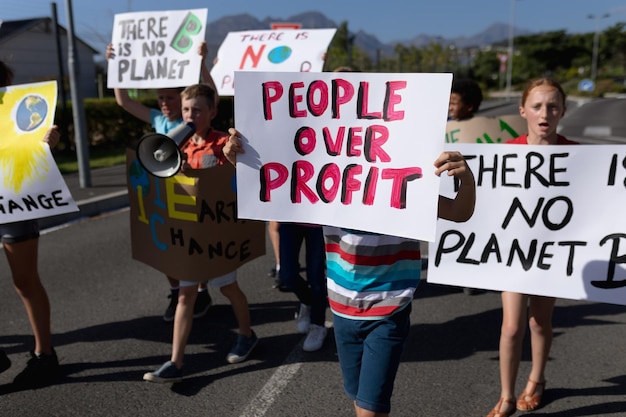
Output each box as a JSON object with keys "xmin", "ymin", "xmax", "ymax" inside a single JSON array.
[{"xmin": 0, "ymin": 17, "xmax": 98, "ymax": 54}]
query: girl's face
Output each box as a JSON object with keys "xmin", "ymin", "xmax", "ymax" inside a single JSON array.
[
  {"xmin": 156, "ymin": 88, "xmax": 182, "ymax": 121},
  {"xmin": 519, "ymin": 85, "xmax": 565, "ymax": 144},
  {"xmin": 182, "ymin": 95, "xmax": 215, "ymax": 137}
]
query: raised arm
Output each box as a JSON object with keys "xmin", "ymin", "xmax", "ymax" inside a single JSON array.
[
  {"xmin": 434, "ymin": 151, "xmax": 476, "ymax": 222},
  {"xmin": 107, "ymin": 43, "xmax": 151, "ymax": 123},
  {"xmin": 198, "ymin": 41, "xmax": 219, "ymax": 107}
]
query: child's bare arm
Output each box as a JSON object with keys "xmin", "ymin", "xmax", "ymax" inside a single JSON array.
[
  {"xmin": 435, "ymin": 151, "xmax": 476, "ymax": 222},
  {"xmin": 107, "ymin": 43, "xmax": 151, "ymax": 123}
]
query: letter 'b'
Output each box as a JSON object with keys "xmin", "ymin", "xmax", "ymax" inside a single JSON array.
[{"xmin": 171, "ymin": 12, "xmax": 202, "ymax": 54}]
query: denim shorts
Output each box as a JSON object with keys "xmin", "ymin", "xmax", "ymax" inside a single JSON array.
[
  {"xmin": 333, "ymin": 303, "xmax": 411, "ymax": 414},
  {"xmin": 0, "ymin": 220, "xmax": 40, "ymax": 244}
]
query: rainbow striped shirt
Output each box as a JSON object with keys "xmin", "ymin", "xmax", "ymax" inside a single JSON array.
[{"xmin": 324, "ymin": 226, "xmax": 422, "ymax": 320}]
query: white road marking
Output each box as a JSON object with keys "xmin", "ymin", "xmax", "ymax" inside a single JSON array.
[{"xmin": 238, "ymin": 343, "xmax": 306, "ymax": 417}]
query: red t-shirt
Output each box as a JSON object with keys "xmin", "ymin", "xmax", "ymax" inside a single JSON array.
[
  {"xmin": 506, "ymin": 134, "xmax": 579, "ymax": 145},
  {"xmin": 182, "ymin": 128, "xmax": 229, "ymax": 169}
]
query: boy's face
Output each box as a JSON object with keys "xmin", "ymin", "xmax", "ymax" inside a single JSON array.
[
  {"xmin": 448, "ymin": 93, "xmax": 474, "ymax": 121},
  {"xmin": 182, "ymin": 95, "xmax": 216, "ymax": 135},
  {"xmin": 156, "ymin": 88, "xmax": 182, "ymax": 121}
]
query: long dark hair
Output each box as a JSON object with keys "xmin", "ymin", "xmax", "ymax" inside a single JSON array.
[{"xmin": 0, "ymin": 60, "xmax": 14, "ymax": 87}]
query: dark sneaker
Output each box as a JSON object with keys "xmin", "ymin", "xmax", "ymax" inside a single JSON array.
[
  {"xmin": 0, "ymin": 350, "xmax": 11, "ymax": 374},
  {"xmin": 163, "ymin": 288, "xmax": 179, "ymax": 322},
  {"xmin": 193, "ymin": 290, "xmax": 212, "ymax": 319},
  {"xmin": 226, "ymin": 331, "xmax": 258, "ymax": 364},
  {"xmin": 272, "ymin": 279, "xmax": 290, "ymax": 292},
  {"xmin": 143, "ymin": 361, "xmax": 183, "ymax": 384},
  {"xmin": 463, "ymin": 287, "xmax": 484, "ymax": 295},
  {"xmin": 12, "ymin": 350, "xmax": 61, "ymax": 389}
]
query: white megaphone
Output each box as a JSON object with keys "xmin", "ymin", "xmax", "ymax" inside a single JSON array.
[{"xmin": 136, "ymin": 121, "xmax": 195, "ymax": 178}]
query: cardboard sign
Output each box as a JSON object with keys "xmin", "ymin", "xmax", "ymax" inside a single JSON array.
[
  {"xmin": 107, "ymin": 9, "xmax": 208, "ymax": 88},
  {"xmin": 428, "ymin": 143, "xmax": 626, "ymax": 306},
  {"xmin": 211, "ymin": 28, "xmax": 337, "ymax": 96},
  {"xmin": 233, "ymin": 71, "xmax": 452, "ymax": 241},
  {"xmin": 126, "ymin": 150, "xmax": 266, "ymax": 281},
  {"xmin": 446, "ymin": 115, "xmax": 527, "ymax": 144},
  {"xmin": 0, "ymin": 81, "xmax": 78, "ymax": 224}
]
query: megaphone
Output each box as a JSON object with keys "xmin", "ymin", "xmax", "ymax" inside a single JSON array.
[{"xmin": 136, "ymin": 121, "xmax": 195, "ymax": 178}]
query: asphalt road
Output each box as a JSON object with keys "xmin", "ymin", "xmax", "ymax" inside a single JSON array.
[
  {"xmin": 2, "ymin": 96, "xmax": 626, "ymax": 416},
  {"xmin": 2, "ymin": 210, "xmax": 626, "ymax": 417}
]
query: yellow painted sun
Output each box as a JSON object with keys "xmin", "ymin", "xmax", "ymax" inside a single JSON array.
[{"xmin": 0, "ymin": 85, "xmax": 51, "ymax": 193}]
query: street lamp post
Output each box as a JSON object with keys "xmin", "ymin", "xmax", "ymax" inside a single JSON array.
[
  {"xmin": 588, "ymin": 13, "xmax": 610, "ymax": 82},
  {"xmin": 505, "ymin": 0, "xmax": 516, "ymax": 100}
]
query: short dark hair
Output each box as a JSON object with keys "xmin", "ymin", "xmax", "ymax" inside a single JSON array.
[
  {"xmin": 0, "ymin": 60, "xmax": 14, "ymax": 87},
  {"xmin": 451, "ymin": 79, "xmax": 483, "ymax": 113}
]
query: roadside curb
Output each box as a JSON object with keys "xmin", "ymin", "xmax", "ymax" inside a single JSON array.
[{"xmin": 39, "ymin": 190, "xmax": 129, "ymax": 230}]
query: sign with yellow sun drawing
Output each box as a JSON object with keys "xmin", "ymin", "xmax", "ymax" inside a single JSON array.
[{"xmin": 0, "ymin": 81, "xmax": 78, "ymax": 224}]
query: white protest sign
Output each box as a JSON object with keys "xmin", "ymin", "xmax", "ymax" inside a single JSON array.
[
  {"xmin": 428, "ymin": 143, "xmax": 626, "ymax": 306},
  {"xmin": 211, "ymin": 28, "xmax": 337, "ymax": 96},
  {"xmin": 107, "ymin": 9, "xmax": 208, "ymax": 89},
  {"xmin": 233, "ymin": 71, "xmax": 452, "ymax": 241},
  {"xmin": 0, "ymin": 81, "xmax": 78, "ymax": 223}
]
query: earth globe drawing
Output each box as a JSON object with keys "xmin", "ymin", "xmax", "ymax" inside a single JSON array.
[{"xmin": 16, "ymin": 95, "xmax": 48, "ymax": 132}]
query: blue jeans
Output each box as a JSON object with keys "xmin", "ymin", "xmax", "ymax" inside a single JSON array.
[
  {"xmin": 333, "ymin": 304, "xmax": 411, "ymax": 414},
  {"xmin": 278, "ymin": 223, "xmax": 327, "ymax": 326}
]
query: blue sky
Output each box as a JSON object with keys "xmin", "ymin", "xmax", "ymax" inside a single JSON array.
[{"xmin": 3, "ymin": 0, "xmax": 626, "ymax": 55}]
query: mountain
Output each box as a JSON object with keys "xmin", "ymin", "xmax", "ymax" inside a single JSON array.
[{"xmin": 204, "ymin": 11, "xmax": 535, "ymax": 58}]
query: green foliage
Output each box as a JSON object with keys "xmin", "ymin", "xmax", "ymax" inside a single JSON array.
[
  {"xmin": 323, "ymin": 21, "xmax": 626, "ymax": 95},
  {"xmin": 52, "ymin": 96, "xmax": 234, "ymax": 153},
  {"xmin": 55, "ymin": 22, "xmax": 625, "ymax": 167},
  {"xmin": 54, "ymin": 147, "xmax": 128, "ymax": 174}
]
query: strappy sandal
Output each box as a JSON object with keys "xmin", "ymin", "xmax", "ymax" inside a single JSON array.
[
  {"xmin": 486, "ymin": 398, "xmax": 516, "ymax": 417},
  {"xmin": 516, "ymin": 379, "xmax": 546, "ymax": 411}
]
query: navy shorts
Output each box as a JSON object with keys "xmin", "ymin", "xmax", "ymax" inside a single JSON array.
[
  {"xmin": 0, "ymin": 220, "xmax": 40, "ymax": 244},
  {"xmin": 333, "ymin": 303, "xmax": 411, "ymax": 413}
]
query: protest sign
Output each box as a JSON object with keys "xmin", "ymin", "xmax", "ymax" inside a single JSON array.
[
  {"xmin": 211, "ymin": 28, "xmax": 337, "ymax": 96},
  {"xmin": 428, "ymin": 143, "xmax": 626, "ymax": 306},
  {"xmin": 446, "ymin": 115, "xmax": 527, "ymax": 144},
  {"xmin": 233, "ymin": 71, "xmax": 452, "ymax": 241},
  {"xmin": 126, "ymin": 150, "xmax": 266, "ymax": 281},
  {"xmin": 0, "ymin": 81, "xmax": 78, "ymax": 224},
  {"xmin": 107, "ymin": 9, "xmax": 208, "ymax": 89}
]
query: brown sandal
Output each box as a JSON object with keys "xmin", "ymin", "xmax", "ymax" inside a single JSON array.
[
  {"xmin": 516, "ymin": 379, "xmax": 546, "ymax": 411},
  {"xmin": 486, "ymin": 398, "xmax": 516, "ymax": 417}
]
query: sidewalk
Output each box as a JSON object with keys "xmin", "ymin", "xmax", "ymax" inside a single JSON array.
[{"xmin": 40, "ymin": 164, "xmax": 129, "ymax": 230}]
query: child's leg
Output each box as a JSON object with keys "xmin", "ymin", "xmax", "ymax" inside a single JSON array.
[
  {"xmin": 210, "ymin": 272, "xmax": 257, "ymax": 364},
  {"xmin": 5, "ymin": 238, "xmax": 53, "ymax": 355},
  {"xmin": 171, "ymin": 282, "xmax": 198, "ymax": 368},
  {"xmin": 219, "ymin": 281, "xmax": 252, "ymax": 338}
]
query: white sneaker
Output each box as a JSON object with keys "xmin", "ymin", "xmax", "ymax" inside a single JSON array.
[
  {"xmin": 303, "ymin": 324, "xmax": 327, "ymax": 352},
  {"xmin": 296, "ymin": 303, "xmax": 311, "ymax": 334}
]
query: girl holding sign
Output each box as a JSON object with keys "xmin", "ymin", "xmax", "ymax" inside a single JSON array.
[
  {"xmin": 0, "ymin": 61, "xmax": 62, "ymax": 389},
  {"xmin": 486, "ymin": 78, "xmax": 578, "ymax": 417}
]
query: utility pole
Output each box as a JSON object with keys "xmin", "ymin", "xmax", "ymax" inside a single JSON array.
[
  {"xmin": 65, "ymin": 0, "xmax": 91, "ymax": 187},
  {"xmin": 588, "ymin": 13, "xmax": 610, "ymax": 82},
  {"xmin": 505, "ymin": 0, "xmax": 516, "ymax": 100},
  {"xmin": 51, "ymin": 2, "xmax": 69, "ymax": 150}
]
